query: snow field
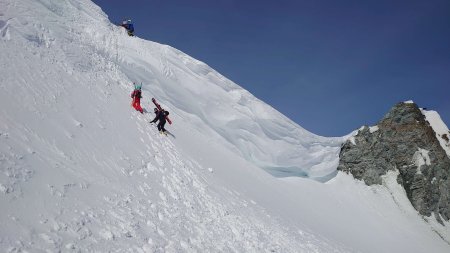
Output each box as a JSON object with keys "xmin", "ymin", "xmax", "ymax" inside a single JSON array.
[
  {"xmin": 0, "ymin": 0, "xmax": 449, "ymax": 252},
  {"xmin": 0, "ymin": 1, "xmax": 347, "ymax": 251}
]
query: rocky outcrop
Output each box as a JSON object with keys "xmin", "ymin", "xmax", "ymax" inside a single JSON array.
[{"xmin": 338, "ymin": 102, "xmax": 450, "ymax": 224}]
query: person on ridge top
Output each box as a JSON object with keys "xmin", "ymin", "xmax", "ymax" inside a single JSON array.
[{"xmin": 121, "ymin": 19, "xmax": 134, "ymax": 36}]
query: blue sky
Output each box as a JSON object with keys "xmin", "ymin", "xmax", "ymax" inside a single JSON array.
[{"xmin": 92, "ymin": 0, "xmax": 450, "ymax": 136}]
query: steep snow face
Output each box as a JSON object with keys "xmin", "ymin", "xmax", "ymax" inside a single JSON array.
[
  {"xmin": 85, "ymin": 10, "xmax": 346, "ymax": 181},
  {"xmin": 0, "ymin": 0, "xmax": 345, "ymax": 181},
  {"xmin": 122, "ymin": 41, "xmax": 345, "ymax": 179},
  {"xmin": 1, "ymin": 0, "xmax": 450, "ymax": 252},
  {"xmin": 125, "ymin": 44, "xmax": 345, "ymax": 180}
]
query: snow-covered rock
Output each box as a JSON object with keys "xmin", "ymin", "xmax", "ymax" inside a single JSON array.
[{"xmin": 339, "ymin": 102, "xmax": 450, "ymax": 227}]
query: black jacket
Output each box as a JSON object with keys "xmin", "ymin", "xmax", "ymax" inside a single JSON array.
[{"xmin": 151, "ymin": 110, "xmax": 168, "ymax": 123}]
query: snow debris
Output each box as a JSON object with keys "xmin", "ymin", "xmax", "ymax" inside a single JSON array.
[
  {"xmin": 99, "ymin": 229, "xmax": 114, "ymax": 241},
  {"xmin": 65, "ymin": 243, "xmax": 75, "ymax": 249},
  {"xmin": 369, "ymin": 125, "xmax": 379, "ymax": 133},
  {"xmin": 412, "ymin": 148, "xmax": 431, "ymax": 174},
  {"xmin": 349, "ymin": 136, "xmax": 356, "ymax": 145},
  {"xmin": 0, "ymin": 184, "xmax": 7, "ymax": 194}
]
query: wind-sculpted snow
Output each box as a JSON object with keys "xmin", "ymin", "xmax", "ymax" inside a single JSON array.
[
  {"xmin": 1, "ymin": 0, "xmax": 449, "ymax": 252},
  {"xmin": 120, "ymin": 55, "xmax": 345, "ymax": 179},
  {"xmin": 110, "ymin": 13, "xmax": 345, "ymax": 181}
]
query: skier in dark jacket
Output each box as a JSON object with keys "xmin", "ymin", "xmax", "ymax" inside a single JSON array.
[
  {"xmin": 121, "ymin": 19, "xmax": 134, "ymax": 36},
  {"xmin": 150, "ymin": 109, "xmax": 170, "ymax": 134}
]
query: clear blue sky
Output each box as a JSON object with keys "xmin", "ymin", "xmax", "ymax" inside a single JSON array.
[{"xmin": 92, "ymin": 0, "xmax": 450, "ymax": 136}]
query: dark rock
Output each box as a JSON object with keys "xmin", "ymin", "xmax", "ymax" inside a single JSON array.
[{"xmin": 338, "ymin": 102, "xmax": 450, "ymax": 224}]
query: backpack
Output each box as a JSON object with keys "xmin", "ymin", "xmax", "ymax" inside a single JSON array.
[{"xmin": 131, "ymin": 89, "xmax": 141, "ymax": 98}]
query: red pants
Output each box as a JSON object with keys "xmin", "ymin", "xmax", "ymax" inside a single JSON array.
[{"xmin": 132, "ymin": 97, "xmax": 143, "ymax": 113}]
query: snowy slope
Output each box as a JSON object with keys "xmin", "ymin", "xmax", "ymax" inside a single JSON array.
[
  {"xmin": 114, "ymin": 24, "xmax": 344, "ymax": 181},
  {"xmin": 0, "ymin": 0, "xmax": 449, "ymax": 252}
]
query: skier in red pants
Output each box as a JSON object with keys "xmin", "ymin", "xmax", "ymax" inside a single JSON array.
[{"xmin": 130, "ymin": 84, "xmax": 143, "ymax": 113}]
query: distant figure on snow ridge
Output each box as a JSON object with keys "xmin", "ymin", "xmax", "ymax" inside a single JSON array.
[
  {"xmin": 130, "ymin": 83, "xmax": 143, "ymax": 113},
  {"xmin": 150, "ymin": 108, "xmax": 170, "ymax": 135},
  {"xmin": 121, "ymin": 19, "xmax": 134, "ymax": 36}
]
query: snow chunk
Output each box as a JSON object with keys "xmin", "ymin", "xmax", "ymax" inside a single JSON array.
[
  {"xmin": 99, "ymin": 229, "xmax": 114, "ymax": 240},
  {"xmin": 0, "ymin": 183, "xmax": 7, "ymax": 193},
  {"xmin": 421, "ymin": 109, "xmax": 450, "ymax": 158},
  {"xmin": 65, "ymin": 243, "xmax": 75, "ymax": 250},
  {"xmin": 412, "ymin": 148, "xmax": 431, "ymax": 174},
  {"xmin": 349, "ymin": 136, "xmax": 356, "ymax": 145},
  {"xmin": 403, "ymin": 100, "xmax": 414, "ymax": 104},
  {"xmin": 369, "ymin": 125, "xmax": 379, "ymax": 133},
  {"xmin": 345, "ymin": 129, "xmax": 360, "ymax": 145}
]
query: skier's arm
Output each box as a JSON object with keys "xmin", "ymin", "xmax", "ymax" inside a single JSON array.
[{"xmin": 150, "ymin": 112, "xmax": 159, "ymax": 123}]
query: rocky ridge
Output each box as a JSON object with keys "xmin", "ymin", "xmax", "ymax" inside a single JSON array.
[{"xmin": 338, "ymin": 102, "xmax": 450, "ymax": 224}]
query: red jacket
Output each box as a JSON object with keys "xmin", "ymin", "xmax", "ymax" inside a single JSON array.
[{"xmin": 131, "ymin": 89, "xmax": 142, "ymax": 99}]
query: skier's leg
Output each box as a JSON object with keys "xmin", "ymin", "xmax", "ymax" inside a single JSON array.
[
  {"xmin": 136, "ymin": 99, "xmax": 143, "ymax": 113},
  {"xmin": 133, "ymin": 98, "xmax": 143, "ymax": 113}
]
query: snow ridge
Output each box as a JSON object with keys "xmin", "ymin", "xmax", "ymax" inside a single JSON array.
[{"xmin": 421, "ymin": 109, "xmax": 450, "ymax": 158}]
